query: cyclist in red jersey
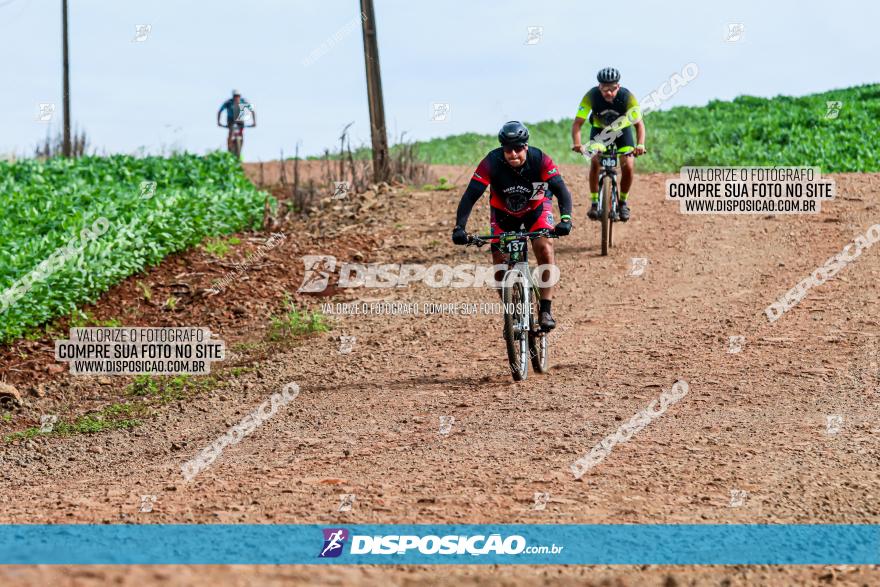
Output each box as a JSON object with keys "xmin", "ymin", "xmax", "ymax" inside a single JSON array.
[{"xmin": 452, "ymin": 121, "xmax": 574, "ymax": 330}]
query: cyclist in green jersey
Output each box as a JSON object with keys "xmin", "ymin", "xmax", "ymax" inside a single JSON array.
[{"xmin": 571, "ymin": 67, "xmax": 647, "ymax": 222}]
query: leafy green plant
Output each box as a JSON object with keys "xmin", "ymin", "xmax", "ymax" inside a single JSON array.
[
  {"xmin": 69, "ymin": 309, "xmax": 93, "ymax": 328},
  {"xmin": 127, "ymin": 374, "xmax": 159, "ymax": 397},
  {"xmin": 61, "ymin": 309, "xmax": 121, "ymax": 330},
  {"xmin": 0, "ymin": 152, "xmax": 273, "ymax": 344}
]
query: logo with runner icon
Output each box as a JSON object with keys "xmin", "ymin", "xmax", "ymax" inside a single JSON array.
[
  {"xmin": 319, "ymin": 528, "xmax": 349, "ymax": 558},
  {"xmin": 530, "ymin": 182, "xmax": 548, "ymax": 200}
]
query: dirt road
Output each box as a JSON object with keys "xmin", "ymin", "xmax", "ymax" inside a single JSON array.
[{"xmin": 2, "ymin": 164, "xmax": 879, "ymax": 585}]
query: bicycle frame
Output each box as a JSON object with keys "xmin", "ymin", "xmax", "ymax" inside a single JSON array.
[
  {"xmin": 471, "ymin": 229, "xmax": 557, "ymax": 332},
  {"xmin": 222, "ymin": 122, "xmax": 248, "ymax": 157},
  {"xmin": 496, "ymin": 232, "xmax": 539, "ymax": 328},
  {"xmin": 596, "ymin": 145, "xmax": 620, "ymax": 221},
  {"xmin": 467, "ymin": 229, "xmax": 558, "ymax": 380}
]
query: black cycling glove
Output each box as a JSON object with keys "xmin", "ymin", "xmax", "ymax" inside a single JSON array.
[
  {"xmin": 452, "ymin": 225, "xmax": 469, "ymax": 245},
  {"xmin": 554, "ymin": 215, "xmax": 572, "ymax": 236}
]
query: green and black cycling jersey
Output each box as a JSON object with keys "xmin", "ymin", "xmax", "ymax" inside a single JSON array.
[{"xmin": 575, "ymin": 86, "xmax": 641, "ymax": 129}]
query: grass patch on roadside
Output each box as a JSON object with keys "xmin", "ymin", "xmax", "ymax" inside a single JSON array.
[
  {"xmin": 126, "ymin": 373, "xmax": 220, "ymax": 403},
  {"xmin": 200, "ymin": 236, "xmax": 241, "ymax": 258},
  {"xmin": 2, "ymin": 363, "xmax": 263, "ymax": 443},
  {"xmin": 231, "ymin": 341, "xmax": 262, "ymax": 353},
  {"xmin": 3, "ymin": 401, "xmax": 147, "ymax": 442},
  {"xmin": 268, "ymin": 295, "xmax": 329, "ymax": 341},
  {"xmin": 68, "ymin": 309, "xmax": 122, "ymax": 328},
  {"xmin": 421, "ymin": 177, "xmax": 455, "ymax": 191}
]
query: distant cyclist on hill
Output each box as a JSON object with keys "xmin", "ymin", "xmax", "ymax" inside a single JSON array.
[
  {"xmin": 571, "ymin": 67, "xmax": 646, "ymax": 222},
  {"xmin": 451, "ymin": 121, "xmax": 574, "ymax": 331},
  {"xmin": 217, "ymin": 89, "xmax": 256, "ymax": 155}
]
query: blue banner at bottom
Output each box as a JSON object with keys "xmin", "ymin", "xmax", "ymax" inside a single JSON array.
[{"xmin": 0, "ymin": 524, "xmax": 877, "ymax": 565}]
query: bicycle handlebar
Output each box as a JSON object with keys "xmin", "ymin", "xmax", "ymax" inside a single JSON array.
[{"xmin": 466, "ymin": 229, "xmax": 559, "ymax": 247}]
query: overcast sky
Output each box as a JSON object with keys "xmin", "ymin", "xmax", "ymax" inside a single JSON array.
[{"xmin": 2, "ymin": 0, "xmax": 877, "ymax": 160}]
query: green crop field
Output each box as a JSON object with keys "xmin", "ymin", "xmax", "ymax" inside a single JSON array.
[
  {"xmin": 0, "ymin": 152, "xmax": 271, "ymax": 343},
  {"xmin": 411, "ymin": 84, "xmax": 880, "ymax": 172}
]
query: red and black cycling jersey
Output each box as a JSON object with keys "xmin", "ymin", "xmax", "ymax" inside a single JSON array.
[{"xmin": 455, "ymin": 146, "xmax": 572, "ymax": 229}]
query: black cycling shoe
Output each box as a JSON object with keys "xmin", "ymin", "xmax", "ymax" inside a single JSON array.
[
  {"xmin": 618, "ymin": 201, "xmax": 631, "ymax": 222},
  {"xmin": 539, "ymin": 311, "xmax": 556, "ymax": 331},
  {"xmin": 587, "ymin": 202, "xmax": 599, "ymax": 220}
]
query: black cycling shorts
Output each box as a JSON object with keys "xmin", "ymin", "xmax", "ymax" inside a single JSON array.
[{"xmin": 589, "ymin": 125, "xmax": 635, "ymax": 154}]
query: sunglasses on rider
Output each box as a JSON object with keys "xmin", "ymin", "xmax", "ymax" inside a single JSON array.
[{"xmin": 503, "ymin": 144, "xmax": 527, "ymax": 154}]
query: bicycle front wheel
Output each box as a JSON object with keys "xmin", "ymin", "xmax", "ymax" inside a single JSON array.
[
  {"xmin": 502, "ymin": 271, "xmax": 529, "ymax": 381},
  {"xmin": 600, "ymin": 175, "xmax": 612, "ymax": 256},
  {"xmin": 608, "ymin": 180, "xmax": 615, "ymax": 249}
]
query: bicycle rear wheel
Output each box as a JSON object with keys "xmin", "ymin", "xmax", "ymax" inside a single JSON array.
[
  {"xmin": 502, "ymin": 271, "xmax": 529, "ymax": 381},
  {"xmin": 600, "ymin": 175, "xmax": 612, "ymax": 256}
]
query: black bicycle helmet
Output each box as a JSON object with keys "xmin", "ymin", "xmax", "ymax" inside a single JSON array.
[
  {"xmin": 597, "ymin": 67, "xmax": 621, "ymax": 84},
  {"xmin": 498, "ymin": 121, "xmax": 530, "ymax": 147}
]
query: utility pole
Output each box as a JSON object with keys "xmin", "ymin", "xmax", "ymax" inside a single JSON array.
[
  {"xmin": 61, "ymin": 0, "xmax": 72, "ymax": 157},
  {"xmin": 359, "ymin": 0, "xmax": 390, "ymax": 183}
]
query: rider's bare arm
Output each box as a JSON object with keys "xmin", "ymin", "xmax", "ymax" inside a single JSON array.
[
  {"xmin": 454, "ymin": 179, "xmax": 488, "ymax": 229},
  {"xmin": 634, "ymin": 119, "xmax": 646, "ymax": 151},
  {"xmin": 571, "ymin": 117, "xmax": 585, "ymax": 151}
]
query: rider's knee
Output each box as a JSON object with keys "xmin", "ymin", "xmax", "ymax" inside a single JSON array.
[{"xmin": 533, "ymin": 238, "xmax": 553, "ymax": 257}]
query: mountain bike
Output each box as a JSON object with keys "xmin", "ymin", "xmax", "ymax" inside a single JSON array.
[
  {"xmin": 467, "ymin": 229, "xmax": 559, "ymax": 381},
  {"xmin": 595, "ymin": 144, "xmax": 622, "ymax": 256},
  {"xmin": 222, "ymin": 123, "xmax": 244, "ymax": 158},
  {"xmin": 221, "ymin": 121, "xmax": 253, "ymax": 158}
]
